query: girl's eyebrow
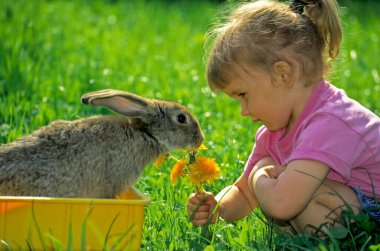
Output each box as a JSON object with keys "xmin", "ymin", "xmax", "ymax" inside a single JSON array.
[
  {"xmin": 222, "ymin": 87, "xmax": 235, "ymax": 96},
  {"xmin": 226, "ymin": 90, "xmax": 242, "ymax": 97},
  {"xmin": 230, "ymin": 91, "xmax": 240, "ymax": 96}
]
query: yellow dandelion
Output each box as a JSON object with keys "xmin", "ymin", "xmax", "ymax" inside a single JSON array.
[
  {"xmin": 188, "ymin": 156, "xmax": 220, "ymax": 186},
  {"xmin": 154, "ymin": 154, "xmax": 169, "ymax": 168},
  {"xmin": 197, "ymin": 144, "xmax": 208, "ymax": 151},
  {"xmin": 170, "ymin": 159, "xmax": 187, "ymax": 184},
  {"xmin": 187, "ymin": 143, "xmax": 208, "ymax": 154}
]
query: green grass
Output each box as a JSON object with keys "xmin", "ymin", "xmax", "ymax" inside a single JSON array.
[{"xmin": 1, "ymin": 0, "xmax": 379, "ymax": 249}]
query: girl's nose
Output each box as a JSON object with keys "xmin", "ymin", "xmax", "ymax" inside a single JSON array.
[{"xmin": 240, "ymin": 102, "xmax": 250, "ymax": 117}]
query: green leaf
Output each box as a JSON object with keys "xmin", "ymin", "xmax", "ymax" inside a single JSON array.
[
  {"xmin": 204, "ymin": 245, "xmax": 215, "ymax": 251},
  {"xmin": 369, "ymin": 244, "xmax": 380, "ymax": 251},
  {"xmin": 330, "ymin": 226, "xmax": 349, "ymax": 239}
]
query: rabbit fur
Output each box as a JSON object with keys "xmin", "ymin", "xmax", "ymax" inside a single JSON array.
[{"xmin": 0, "ymin": 89, "xmax": 204, "ymax": 198}]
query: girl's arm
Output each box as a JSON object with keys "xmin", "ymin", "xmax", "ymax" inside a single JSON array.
[
  {"xmin": 215, "ymin": 175, "xmax": 255, "ymax": 221},
  {"xmin": 250, "ymin": 159, "xmax": 330, "ymax": 220},
  {"xmin": 217, "ymin": 156, "xmax": 277, "ymax": 221}
]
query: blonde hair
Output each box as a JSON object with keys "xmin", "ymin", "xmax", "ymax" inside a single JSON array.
[{"xmin": 206, "ymin": 0, "xmax": 342, "ymax": 91}]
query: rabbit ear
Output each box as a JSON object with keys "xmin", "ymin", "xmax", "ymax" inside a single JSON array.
[{"xmin": 81, "ymin": 89, "xmax": 152, "ymax": 118}]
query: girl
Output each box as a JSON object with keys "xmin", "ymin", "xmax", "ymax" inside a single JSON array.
[{"xmin": 187, "ymin": 0, "xmax": 380, "ymax": 233}]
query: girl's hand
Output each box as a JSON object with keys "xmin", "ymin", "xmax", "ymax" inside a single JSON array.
[
  {"xmin": 187, "ymin": 192, "xmax": 218, "ymax": 226},
  {"xmin": 264, "ymin": 165, "xmax": 287, "ymax": 179}
]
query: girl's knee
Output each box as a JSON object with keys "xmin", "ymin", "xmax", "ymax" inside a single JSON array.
[
  {"xmin": 288, "ymin": 180, "xmax": 360, "ymax": 233},
  {"xmin": 315, "ymin": 180, "xmax": 360, "ymax": 213}
]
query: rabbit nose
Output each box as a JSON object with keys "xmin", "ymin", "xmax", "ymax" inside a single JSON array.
[
  {"xmin": 199, "ymin": 131, "xmax": 205, "ymax": 142},
  {"xmin": 194, "ymin": 130, "xmax": 205, "ymax": 146}
]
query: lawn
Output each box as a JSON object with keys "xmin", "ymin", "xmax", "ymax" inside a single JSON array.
[{"xmin": 1, "ymin": 0, "xmax": 379, "ymax": 250}]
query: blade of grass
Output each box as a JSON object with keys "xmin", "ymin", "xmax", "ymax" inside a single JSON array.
[
  {"xmin": 0, "ymin": 240, "xmax": 13, "ymax": 251},
  {"xmin": 46, "ymin": 230, "xmax": 64, "ymax": 250},
  {"xmin": 109, "ymin": 224, "xmax": 136, "ymax": 251},
  {"xmin": 67, "ymin": 221, "xmax": 73, "ymax": 251},
  {"xmin": 31, "ymin": 200, "xmax": 48, "ymax": 250},
  {"xmin": 102, "ymin": 212, "xmax": 120, "ymax": 250},
  {"xmin": 81, "ymin": 201, "xmax": 94, "ymax": 251}
]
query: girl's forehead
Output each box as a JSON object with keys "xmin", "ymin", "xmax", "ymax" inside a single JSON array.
[{"xmin": 228, "ymin": 63, "xmax": 265, "ymax": 80}]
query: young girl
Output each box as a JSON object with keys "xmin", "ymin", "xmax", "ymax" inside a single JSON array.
[{"xmin": 187, "ymin": 0, "xmax": 380, "ymax": 233}]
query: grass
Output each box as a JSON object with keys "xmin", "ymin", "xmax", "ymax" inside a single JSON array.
[{"xmin": 0, "ymin": 0, "xmax": 379, "ymax": 249}]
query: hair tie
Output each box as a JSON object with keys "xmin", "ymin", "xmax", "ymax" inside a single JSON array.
[{"xmin": 290, "ymin": 0, "xmax": 307, "ymax": 14}]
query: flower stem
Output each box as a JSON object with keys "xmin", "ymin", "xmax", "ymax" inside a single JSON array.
[
  {"xmin": 188, "ymin": 152, "xmax": 196, "ymax": 165},
  {"xmin": 169, "ymin": 155, "xmax": 181, "ymax": 162},
  {"xmin": 195, "ymin": 184, "xmax": 204, "ymax": 194}
]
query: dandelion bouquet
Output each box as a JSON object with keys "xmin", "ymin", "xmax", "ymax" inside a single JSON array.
[{"xmin": 155, "ymin": 144, "xmax": 220, "ymax": 194}]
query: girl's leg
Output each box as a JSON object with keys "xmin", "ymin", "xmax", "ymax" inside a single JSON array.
[{"xmin": 289, "ymin": 179, "xmax": 360, "ymax": 233}]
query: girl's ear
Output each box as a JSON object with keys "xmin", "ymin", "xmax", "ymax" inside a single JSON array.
[{"xmin": 272, "ymin": 61, "xmax": 293, "ymax": 87}]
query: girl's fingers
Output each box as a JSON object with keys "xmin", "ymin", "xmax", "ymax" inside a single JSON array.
[
  {"xmin": 187, "ymin": 192, "xmax": 217, "ymax": 225},
  {"xmin": 192, "ymin": 218, "xmax": 209, "ymax": 226},
  {"xmin": 189, "ymin": 192, "xmax": 212, "ymax": 203},
  {"xmin": 187, "ymin": 203, "xmax": 209, "ymax": 213},
  {"xmin": 190, "ymin": 211, "xmax": 210, "ymax": 221},
  {"xmin": 187, "ymin": 204, "xmax": 210, "ymax": 220},
  {"xmin": 188, "ymin": 193, "xmax": 214, "ymax": 212},
  {"xmin": 188, "ymin": 195, "xmax": 202, "ymax": 204},
  {"xmin": 191, "ymin": 212, "xmax": 218, "ymax": 226}
]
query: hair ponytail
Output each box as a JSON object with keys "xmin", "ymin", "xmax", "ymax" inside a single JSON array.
[{"xmin": 304, "ymin": 0, "xmax": 342, "ymax": 59}]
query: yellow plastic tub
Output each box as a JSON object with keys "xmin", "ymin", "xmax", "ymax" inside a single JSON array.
[{"xmin": 0, "ymin": 187, "xmax": 150, "ymax": 250}]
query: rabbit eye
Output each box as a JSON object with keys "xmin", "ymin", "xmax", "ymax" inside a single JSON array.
[{"xmin": 176, "ymin": 113, "xmax": 187, "ymax": 124}]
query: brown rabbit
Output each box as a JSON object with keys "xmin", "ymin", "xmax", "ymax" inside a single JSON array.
[{"xmin": 0, "ymin": 89, "xmax": 204, "ymax": 198}]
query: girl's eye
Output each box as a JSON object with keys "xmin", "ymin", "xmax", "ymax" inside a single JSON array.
[{"xmin": 238, "ymin": 93, "xmax": 246, "ymax": 98}]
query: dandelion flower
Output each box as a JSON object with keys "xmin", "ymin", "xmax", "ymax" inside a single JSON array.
[
  {"xmin": 196, "ymin": 144, "xmax": 208, "ymax": 151},
  {"xmin": 188, "ymin": 143, "xmax": 208, "ymax": 154},
  {"xmin": 170, "ymin": 158, "xmax": 187, "ymax": 184},
  {"xmin": 167, "ymin": 143, "xmax": 220, "ymax": 194},
  {"xmin": 154, "ymin": 154, "xmax": 168, "ymax": 168},
  {"xmin": 188, "ymin": 156, "xmax": 220, "ymax": 186}
]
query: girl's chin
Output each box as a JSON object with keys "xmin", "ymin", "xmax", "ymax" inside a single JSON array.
[{"xmin": 265, "ymin": 124, "xmax": 286, "ymax": 132}]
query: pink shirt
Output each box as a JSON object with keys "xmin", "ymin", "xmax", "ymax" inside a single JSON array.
[{"xmin": 244, "ymin": 80, "xmax": 380, "ymax": 198}]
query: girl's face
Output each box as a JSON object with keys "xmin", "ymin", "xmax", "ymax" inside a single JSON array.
[{"xmin": 223, "ymin": 65, "xmax": 295, "ymax": 132}]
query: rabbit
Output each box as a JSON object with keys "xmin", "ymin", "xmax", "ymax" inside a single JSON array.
[{"xmin": 0, "ymin": 89, "xmax": 204, "ymax": 198}]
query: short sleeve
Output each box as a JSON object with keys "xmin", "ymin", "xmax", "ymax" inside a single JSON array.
[
  {"xmin": 287, "ymin": 113, "xmax": 365, "ymax": 182},
  {"xmin": 243, "ymin": 126, "xmax": 271, "ymax": 177}
]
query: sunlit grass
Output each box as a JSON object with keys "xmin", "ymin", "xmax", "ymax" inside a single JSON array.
[
  {"xmin": 1, "ymin": 0, "xmax": 379, "ymax": 249},
  {"xmin": 332, "ymin": 0, "xmax": 380, "ymax": 114}
]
